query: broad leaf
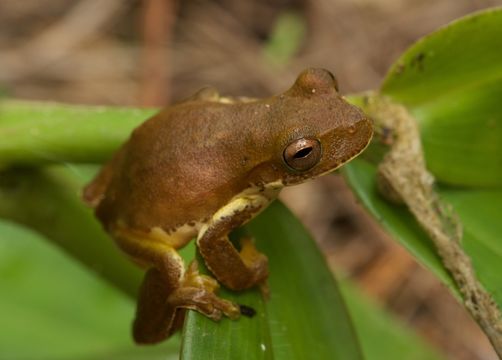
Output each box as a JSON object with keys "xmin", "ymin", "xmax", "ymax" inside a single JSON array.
[{"xmin": 381, "ymin": 8, "xmax": 502, "ymax": 187}]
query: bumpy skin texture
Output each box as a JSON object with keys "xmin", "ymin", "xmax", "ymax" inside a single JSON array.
[{"xmin": 83, "ymin": 68, "xmax": 373, "ymax": 344}]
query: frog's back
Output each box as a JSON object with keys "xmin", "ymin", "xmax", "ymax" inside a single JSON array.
[{"xmin": 84, "ymin": 101, "xmax": 256, "ymax": 234}]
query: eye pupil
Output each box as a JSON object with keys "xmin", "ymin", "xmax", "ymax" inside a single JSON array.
[{"xmin": 294, "ymin": 147, "xmax": 313, "ymax": 159}]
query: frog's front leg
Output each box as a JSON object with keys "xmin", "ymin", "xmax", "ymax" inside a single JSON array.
[
  {"xmin": 112, "ymin": 227, "xmax": 240, "ymax": 344},
  {"xmin": 197, "ymin": 195, "xmax": 271, "ymax": 291}
]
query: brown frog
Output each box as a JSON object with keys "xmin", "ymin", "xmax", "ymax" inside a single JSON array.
[{"xmin": 83, "ymin": 68, "xmax": 373, "ymax": 344}]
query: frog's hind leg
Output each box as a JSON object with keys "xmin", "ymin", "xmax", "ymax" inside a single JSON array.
[
  {"xmin": 113, "ymin": 228, "xmax": 240, "ymax": 344},
  {"xmin": 133, "ymin": 267, "xmax": 182, "ymax": 343}
]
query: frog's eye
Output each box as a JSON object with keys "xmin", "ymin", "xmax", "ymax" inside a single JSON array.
[{"xmin": 283, "ymin": 138, "xmax": 322, "ymax": 171}]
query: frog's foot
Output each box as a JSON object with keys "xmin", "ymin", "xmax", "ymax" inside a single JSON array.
[
  {"xmin": 168, "ymin": 261, "xmax": 240, "ymax": 320},
  {"xmin": 239, "ymin": 237, "xmax": 269, "ymax": 286},
  {"xmin": 198, "ymin": 233, "xmax": 269, "ymax": 291}
]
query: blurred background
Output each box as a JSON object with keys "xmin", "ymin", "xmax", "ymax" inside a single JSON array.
[{"xmin": 0, "ymin": 0, "xmax": 500, "ymax": 358}]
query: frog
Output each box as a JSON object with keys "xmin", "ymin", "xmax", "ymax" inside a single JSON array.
[{"xmin": 83, "ymin": 68, "xmax": 373, "ymax": 344}]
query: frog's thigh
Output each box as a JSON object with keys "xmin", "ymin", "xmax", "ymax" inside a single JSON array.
[
  {"xmin": 132, "ymin": 267, "xmax": 184, "ymax": 343},
  {"xmin": 196, "ymin": 195, "xmax": 269, "ymax": 291},
  {"xmin": 113, "ymin": 228, "xmax": 186, "ymax": 281}
]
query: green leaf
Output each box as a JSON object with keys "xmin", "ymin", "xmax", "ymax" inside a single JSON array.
[
  {"xmin": 342, "ymin": 161, "xmax": 455, "ymax": 292},
  {"xmin": 441, "ymin": 188, "xmax": 502, "ymax": 305},
  {"xmin": 343, "ymin": 159, "xmax": 502, "ymax": 307},
  {"xmin": 0, "ymin": 220, "xmax": 180, "ymax": 360},
  {"xmin": 249, "ymin": 203, "xmax": 362, "ymax": 358},
  {"xmin": 181, "ymin": 232, "xmax": 272, "ymax": 360},
  {"xmin": 181, "ymin": 202, "xmax": 363, "ymax": 360},
  {"xmin": 248, "ymin": 202, "xmax": 362, "ymax": 359},
  {"xmin": 380, "ymin": 8, "xmax": 502, "ymax": 187}
]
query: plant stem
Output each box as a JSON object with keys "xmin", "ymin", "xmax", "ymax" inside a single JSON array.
[{"xmin": 0, "ymin": 100, "xmax": 155, "ymax": 168}]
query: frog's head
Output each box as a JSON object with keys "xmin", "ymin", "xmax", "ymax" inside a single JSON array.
[{"xmin": 266, "ymin": 68, "xmax": 373, "ymax": 186}]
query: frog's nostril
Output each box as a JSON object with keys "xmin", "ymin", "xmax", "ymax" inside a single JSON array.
[{"xmin": 347, "ymin": 124, "xmax": 357, "ymax": 134}]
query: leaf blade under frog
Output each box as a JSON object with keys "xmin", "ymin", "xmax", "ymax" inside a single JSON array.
[
  {"xmin": 247, "ymin": 201, "xmax": 363, "ymax": 360},
  {"xmin": 180, "ymin": 201, "xmax": 364, "ymax": 360}
]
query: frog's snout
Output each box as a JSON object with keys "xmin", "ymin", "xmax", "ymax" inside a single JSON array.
[
  {"xmin": 331, "ymin": 110, "xmax": 373, "ymax": 164},
  {"xmin": 350, "ymin": 112, "xmax": 373, "ymax": 155},
  {"xmin": 357, "ymin": 114, "xmax": 374, "ymax": 147}
]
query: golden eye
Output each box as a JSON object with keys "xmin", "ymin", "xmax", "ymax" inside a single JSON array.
[{"xmin": 283, "ymin": 138, "xmax": 322, "ymax": 171}]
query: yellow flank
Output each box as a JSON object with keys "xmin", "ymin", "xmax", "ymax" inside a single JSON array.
[
  {"xmin": 111, "ymin": 225, "xmax": 186, "ymax": 279},
  {"xmin": 217, "ymin": 96, "xmax": 257, "ymax": 104},
  {"xmin": 150, "ymin": 224, "xmax": 201, "ymax": 249}
]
